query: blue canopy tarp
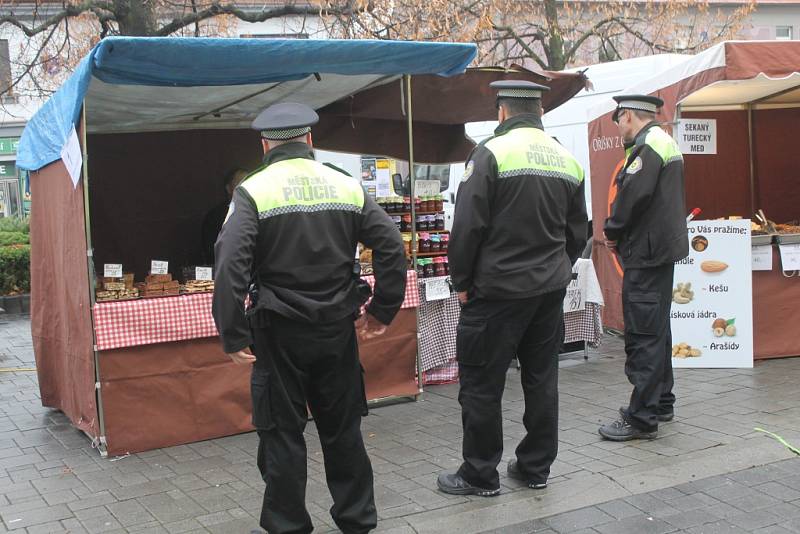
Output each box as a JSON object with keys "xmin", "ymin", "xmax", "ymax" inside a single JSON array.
[{"xmin": 18, "ymin": 37, "xmax": 476, "ymax": 171}]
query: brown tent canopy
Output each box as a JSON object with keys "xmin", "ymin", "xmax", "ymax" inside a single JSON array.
[{"xmin": 315, "ymin": 65, "xmax": 590, "ymax": 163}]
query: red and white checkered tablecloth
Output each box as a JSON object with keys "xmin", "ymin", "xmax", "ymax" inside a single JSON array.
[
  {"xmin": 564, "ymin": 302, "xmax": 603, "ymax": 347},
  {"xmin": 93, "ymin": 293, "xmax": 218, "ymax": 351},
  {"xmin": 423, "ymin": 360, "xmax": 459, "ymax": 385},
  {"xmin": 94, "ymin": 271, "xmax": 420, "ymax": 351},
  {"xmin": 361, "ymin": 270, "xmax": 420, "ymax": 309}
]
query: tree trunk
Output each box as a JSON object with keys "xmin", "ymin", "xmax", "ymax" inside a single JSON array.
[
  {"xmin": 542, "ymin": 0, "xmax": 566, "ymax": 70},
  {"xmin": 113, "ymin": 0, "xmax": 158, "ymax": 36}
]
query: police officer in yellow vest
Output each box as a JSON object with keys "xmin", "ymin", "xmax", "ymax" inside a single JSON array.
[
  {"xmin": 212, "ymin": 102, "xmax": 406, "ymax": 534},
  {"xmin": 600, "ymin": 95, "xmax": 689, "ymax": 441},
  {"xmin": 437, "ymin": 81, "xmax": 587, "ymax": 496}
]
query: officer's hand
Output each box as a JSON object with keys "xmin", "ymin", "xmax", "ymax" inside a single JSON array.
[
  {"xmin": 227, "ymin": 347, "xmax": 256, "ymax": 365},
  {"xmin": 457, "ymin": 291, "xmax": 468, "ymax": 305},
  {"xmin": 603, "ymin": 232, "xmax": 617, "ymax": 250},
  {"xmin": 356, "ymin": 313, "xmax": 387, "ymax": 340}
]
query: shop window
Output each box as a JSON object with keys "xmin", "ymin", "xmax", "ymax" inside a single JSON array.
[{"xmin": 776, "ymin": 26, "xmax": 793, "ymax": 40}]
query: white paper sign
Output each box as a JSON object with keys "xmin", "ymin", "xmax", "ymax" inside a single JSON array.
[
  {"xmin": 195, "ymin": 267, "xmax": 213, "ymax": 281},
  {"xmin": 375, "ymin": 159, "xmax": 393, "ymax": 197},
  {"xmin": 103, "ymin": 264, "xmax": 122, "ymax": 278},
  {"xmin": 677, "ymin": 119, "xmax": 717, "ymax": 155},
  {"xmin": 671, "ymin": 220, "xmax": 753, "ymax": 368},
  {"xmin": 564, "ymin": 276, "xmax": 585, "ymax": 312},
  {"xmin": 416, "ymin": 180, "xmax": 441, "ymax": 197},
  {"xmin": 150, "ymin": 260, "xmax": 169, "ymax": 275},
  {"xmin": 425, "ymin": 277, "xmax": 451, "ymax": 301},
  {"xmin": 751, "ymin": 246, "xmax": 773, "ymax": 271},
  {"xmin": 779, "ymin": 244, "xmax": 800, "ymax": 271},
  {"xmin": 60, "ymin": 127, "xmax": 83, "ymax": 188}
]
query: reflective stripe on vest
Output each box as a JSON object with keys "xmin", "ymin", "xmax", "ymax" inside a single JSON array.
[
  {"xmin": 484, "ymin": 127, "xmax": 584, "ymax": 184},
  {"xmin": 645, "ymin": 127, "xmax": 683, "ymax": 166},
  {"xmin": 241, "ymin": 158, "xmax": 365, "ymax": 219}
]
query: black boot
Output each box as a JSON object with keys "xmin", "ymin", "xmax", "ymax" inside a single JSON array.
[
  {"xmin": 506, "ymin": 460, "xmax": 547, "ymax": 489},
  {"xmin": 436, "ymin": 472, "xmax": 500, "ymax": 497},
  {"xmin": 599, "ymin": 418, "xmax": 657, "ymax": 441}
]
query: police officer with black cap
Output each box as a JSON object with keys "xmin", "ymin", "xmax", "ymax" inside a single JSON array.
[
  {"xmin": 437, "ymin": 80, "xmax": 587, "ymax": 496},
  {"xmin": 213, "ymin": 102, "xmax": 407, "ymax": 534},
  {"xmin": 600, "ymin": 95, "xmax": 688, "ymax": 441}
]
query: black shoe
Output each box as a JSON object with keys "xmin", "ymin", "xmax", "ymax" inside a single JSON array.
[
  {"xmin": 436, "ymin": 472, "xmax": 500, "ymax": 497},
  {"xmin": 506, "ymin": 460, "xmax": 547, "ymax": 489},
  {"xmin": 599, "ymin": 418, "xmax": 658, "ymax": 441},
  {"xmin": 619, "ymin": 406, "xmax": 674, "ymax": 423}
]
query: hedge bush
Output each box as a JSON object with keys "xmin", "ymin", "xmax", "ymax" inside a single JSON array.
[
  {"xmin": 0, "ymin": 244, "xmax": 30, "ymax": 295},
  {"xmin": 0, "ymin": 216, "xmax": 29, "ymax": 234},
  {"xmin": 0, "ymin": 231, "xmax": 29, "ymax": 246}
]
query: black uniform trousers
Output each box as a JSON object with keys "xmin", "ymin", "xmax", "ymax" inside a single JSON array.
[
  {"xmin": 250, "ymin": 313, "xmax": 375, "ymax": 534},
  {"xmin": 621, "ymin": 263, "xmax": 676, "ymax": 432},
  {"xmin": 456, "ymin": 289, "xmax": 566, "ymax": 490}
]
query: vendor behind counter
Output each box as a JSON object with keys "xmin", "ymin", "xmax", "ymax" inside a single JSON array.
[{"xmin": 201, "ymin": 168, "xmax": 248, "ymax": 265}]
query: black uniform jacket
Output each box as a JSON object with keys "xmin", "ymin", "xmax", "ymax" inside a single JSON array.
[
  {"xmin": 212, "ymin": 143, "xmax": 407, "ymax": 353},
  {"xmin": 449, "ymin": 114, "xmax": 588, "ymax": 300},
  {"xmin": 604, "ymin": 123, "xmax": 689, "ymax": 268}
]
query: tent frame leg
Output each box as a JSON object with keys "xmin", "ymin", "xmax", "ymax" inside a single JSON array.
[
  {"xmin": 403, "ymin": 74, "xmax": 424, "ymax": 400},
  {"xmin": 80, "ymin": 104, "xmax": 109, "ymax": 456}
]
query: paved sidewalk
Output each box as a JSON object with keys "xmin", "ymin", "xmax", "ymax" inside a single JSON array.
[
  {"xmin": 505, "ymin": 458, "xmax": 800, "ymax": 534},
  {"xmin": 1, "ymin": 314, "xmax": 800, "ymax": 533}
]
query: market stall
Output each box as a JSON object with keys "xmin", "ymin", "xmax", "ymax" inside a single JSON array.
[
  {"xmin": 19, "ymin": 37, "xmax": 479, "ymax": 456},
  {"xmin": 588, "ymin": 40, "xmax": 800, "ymax": 362}
]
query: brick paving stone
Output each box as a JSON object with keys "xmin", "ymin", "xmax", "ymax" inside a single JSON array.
[
  {"xmin": 543, "ymin": 507, "xmax": 615, "ymax": 532},
  {"xmin": 595, "ymin": 499, "xmax": 642, "ymax": 520},
  {"xmin": 593, "ymin": 515, "xmax": 678, "ymax": 534},
  {"xmin": 685, "ymin": 520, "xmax": 749, "ymax": 533}
]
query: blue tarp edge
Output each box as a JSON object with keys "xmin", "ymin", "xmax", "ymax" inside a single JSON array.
[{"xmin": 18, "ymin": 38, "xmax": 477, "ymax": 171}]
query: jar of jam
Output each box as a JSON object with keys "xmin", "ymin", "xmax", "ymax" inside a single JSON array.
[
  {"xmin": 417, "ymin": 214, "xmax": 429, "ymax": 231},
  {"xmin": 430, "ymin": 234, "xmax": 441, "ymax": 252},
  {"xmin": 401, "ymin": 214, "xmax": 412, "ymax": 232},
  {"xmin": 435, "ymin": 194, "xmax": 444, "ymax": 212},
  {"xmin": 423, "ymin": 258, "xmax": 435, "ymax": 278},
  {"xmin": 419, "ymin": 232, "xmax": 431, "ymax": 253},
  {"xmin": 434, "ymin": 257, "xmax": 447, "ymax": 277},
  {"xmin": 442, "ymin": 257, "xmax": 449, "ymax": 275},
  {"xmin": 403, "ymin": 196, "xmax": 411, "ymax": 212},
  {"xmin": 440, "ymin": 233, "xmax": 449, "ymax": 251},
  {"xmin": 426, "ymin": 196, "xmax": 435, "ymax": 212},
  {"xmin": 416, "ymin": 259, "xmax": 425, "ymax": 278},
  {"xmin": 414, "ymin": 196, "xmax": 422, "ymax": 213},
  {"xmin": 435, "ymin": 212, "xmax": 445, "ymax": 230}
]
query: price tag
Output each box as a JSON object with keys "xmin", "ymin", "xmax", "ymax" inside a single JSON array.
[
  {"xmin": 751, "ymin": 246, "xmax": 772, "ymax": 271},
  {"xmin": 779, "ymin": 244, "xmax": 800, "ymax": 271},
  {"xmin": 103, "ymin": 263, "xmax": 122, "ymax": 278},
  {"xmin": 151, "ymin": 260, "xmax": 169, "ymax": 275},
  {"xmin": 425, "ymin": 277, "xmax": 451, "ymax": 301},
  {"xmin": 195, "ymin": 267, "xmax": 213, "ymax": 281}
]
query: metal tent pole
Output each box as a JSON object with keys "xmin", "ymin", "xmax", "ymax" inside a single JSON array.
[
  {"xmin": 403, "ymin": 74, "xmax": 423, "ymax": 398},
  {"xmin": 80, "ymin": 104, "xmax": 108, "ymax": 457},
  {"xmin": 747, "ymin": 103, "xmax": 757, "ymax": 215}
]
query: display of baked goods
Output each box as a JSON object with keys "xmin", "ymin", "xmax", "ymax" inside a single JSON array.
[
  {"xmin": 182, "ymin": 280, "xmax": 215, "ymax": 294},
  {"xmin": 96, "ymin": 264, "xmax": 219, "ymax": 301}
]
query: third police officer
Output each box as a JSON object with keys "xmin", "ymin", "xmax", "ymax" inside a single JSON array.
[
  {"xmin": 437, "ymin": 81, "xmax": 587, "ymax": 496},
  {"xmin": 600, "ymin": 95, "xmax": 689, "ymax": 441}
]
